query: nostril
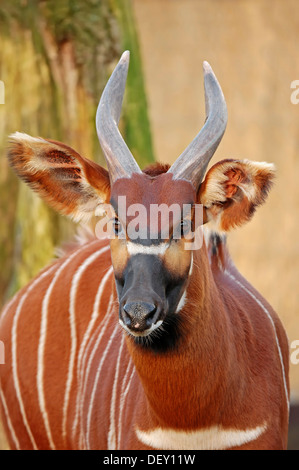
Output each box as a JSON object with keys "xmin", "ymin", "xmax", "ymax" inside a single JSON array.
[
  {"xmin": 123, "ymin": 302, "xmax": 135, "ymax": 320},
  {"xmin": 122, "ymin": 306, "xmax": 132, "ymax": 326},
  {"xmin": 123, "ymin": 303, "xmax": 132, "ymax": 316},
  {"xmin": 123, "ymin": 302, "xmax": 156, "ymax": 317},
  {"xmin": 122, "ymin": 301, "xmax": 158, "ymax": 329},
  {"xmin": 142, "ymin": 302, "xmax": 157, "ymax": 318}
]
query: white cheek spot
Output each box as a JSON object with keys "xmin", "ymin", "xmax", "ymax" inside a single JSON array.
[
  {"xmin": 174, "ymin": 254, "xmax": 192, "ymax": 314},
  {"xmin": 175, "ymin": 291, "xmax": 186, "ymax": 313},
  {"xmin": 189, "ymin": 253, "xmax": 193, "ymax": 276}
]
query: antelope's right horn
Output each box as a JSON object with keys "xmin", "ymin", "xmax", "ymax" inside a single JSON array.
[{"xmin": 96, "ymin": 51, "xmax": 142, "ymax": 185}]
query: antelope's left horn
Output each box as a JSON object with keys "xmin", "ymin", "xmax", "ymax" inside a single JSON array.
[
  {"xmin": 96, "ymin": 51, "xmax": 142, "ymax": 184},
  {"xmin": 167, "ymin": 61, "xmax": 227, "ymax": 190}
]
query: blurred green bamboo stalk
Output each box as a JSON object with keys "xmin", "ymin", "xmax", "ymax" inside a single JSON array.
[{"xmin": 0, "ymin": 0, "xmax": 155, "ymax": 307}]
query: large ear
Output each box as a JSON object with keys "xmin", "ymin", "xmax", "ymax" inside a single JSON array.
[
  {"xmin": 198, "ymin": 158, "xmax": 275, "ymax": 231},
  {"xmin": 7, "ymin": 132, "xmax": 110, "ymax": 222}
]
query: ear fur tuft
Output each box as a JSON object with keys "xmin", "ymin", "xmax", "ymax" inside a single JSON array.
[
  {"xmin": 7, "ymin": 133, "xmax": 110, "ymax": 223},
  {"xmin": 198, "ymin": 159, "xmax": 275, "ymax": 232}
]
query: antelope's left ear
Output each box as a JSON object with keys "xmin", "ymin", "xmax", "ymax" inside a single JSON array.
[
  {"xmin": 7, "ymin": 132, "xmax": 111, "ymax": 222},
  {"xmin": 198, "ymin": 159, "xmax": 275, "ymax": 231}
]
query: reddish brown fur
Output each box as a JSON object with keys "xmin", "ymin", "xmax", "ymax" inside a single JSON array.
[
  {"xmin": 7, "ymin": 137, "xmax": 110, "ymax": 220},
  {"xmin": 0, "ymin": 138, "xmax": 289, "ymax": 450},
  {"xmin": 198, "ymin": 158, "xmax": 275, "ymax": 231}
]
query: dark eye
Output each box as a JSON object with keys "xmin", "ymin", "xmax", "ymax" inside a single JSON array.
[
  {"xmin": 112, "ymin": 218, "xmax": 122, "ymax": 235},
  {"xmin": 180, "ymin": 219, "xmax": 192, "ymax": 237}
]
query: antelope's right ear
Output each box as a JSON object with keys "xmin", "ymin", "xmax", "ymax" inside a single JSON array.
[{"xmin": 7, "ymin": 132, "xmax": 111, "ymax": 222}]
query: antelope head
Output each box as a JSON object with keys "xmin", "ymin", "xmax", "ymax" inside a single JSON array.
[
  {"xmin": 7, "ymin": 52, "xmax": 274, "ymax": 351},
  {"xmin": 95, "ymin": 51, "xmax": 227, "ymax": 346}
]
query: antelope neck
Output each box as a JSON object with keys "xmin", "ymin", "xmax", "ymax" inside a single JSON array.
[{"xmin": 122, "ymin": 252, "xmax": 234, "ymax": 430}]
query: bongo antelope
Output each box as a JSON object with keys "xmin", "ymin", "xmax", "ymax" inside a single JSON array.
[{"xmin": 0, "ymin": 52, "xmax": 289, "ymax": 450}]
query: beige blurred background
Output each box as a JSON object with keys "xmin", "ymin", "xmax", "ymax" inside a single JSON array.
[
  {"xmin": 0, "ymin": 0, "xmax": 298, "ymax": 449},
  {"xmin": 132, "ymin": 0, "xmax": 299, "ymax": 406}
]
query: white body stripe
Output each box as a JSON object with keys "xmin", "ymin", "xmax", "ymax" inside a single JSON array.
[
  {"xmin": 62, "ymin": 245, "xmax": 110, "ymax": 439},
  {"xmin": 0, "ymin": 234, "xmax": 288, "ymax": 450},
  {"xmin": 12, "ymin": 264, "xmax": 57, "ymax": 450},
  {"xmin": 37, "ymin": 242, "xmax": 98, "ymax": 450},
  {"xmin": 136, "ymin": 423, "xmax": 267, "ymax": 450},
  {"xmin": 0, "ymin": 295, "xmax": 19, "ymax": 325},
  {"xmin": 117, "ymin": 359, "xmax": 135, "ymax": 450},
  {"xmin": 225, "ymin": 270, "xmax": 289, "ymax": 411},
  {"xmin": 72, "ymin": 268, "xmax": 113, "ymax": 443},
  {"xmin": 86, "ymin": 323, "xmax": 120, "ymax": 449},
  {"xmin": 108, "ymin": 334, "xmax": 125, "ymax": 450},
  {"xmin": 0, "ymin": 386, "xmax": 20, "ymax": 449}
]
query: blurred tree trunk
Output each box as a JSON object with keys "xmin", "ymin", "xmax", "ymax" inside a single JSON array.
[{"xmin": 0, "ymin": 0, "xmax": 154, "ymax": 307}]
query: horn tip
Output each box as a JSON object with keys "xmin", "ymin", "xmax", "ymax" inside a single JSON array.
[
  {"xmin": 203, "ymin": 60, "xmax": 213, "ymax": 74},
  {"xmin": 120, "ymin": 50, "xmax": 130, "ymax": 64}
]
